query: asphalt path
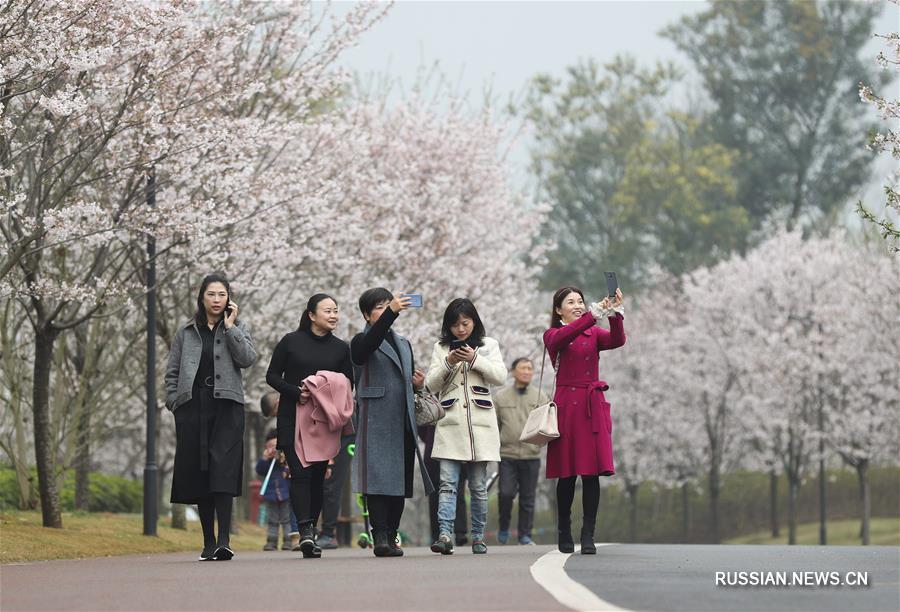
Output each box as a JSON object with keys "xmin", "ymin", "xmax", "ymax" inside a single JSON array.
[
  {"xmin": 2, "ymin": 543, "xmax": 898, "ymax": 611},
  {"xmin": 1, "ymin": 545, "xmax": 564, "ymax": 611},
  {"xmin": 564, "ymin": 544, "xmax": 900, "ymax": 612}
]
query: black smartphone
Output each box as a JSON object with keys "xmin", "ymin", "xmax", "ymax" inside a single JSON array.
[
  {"xmin": 605, "ymin": 272, "xmax": 618, "ymax": 299},
  {"xmin": 224, "ymin": 297, "xmax": 233, "ymax": 317},
  {"xmin": 449, "ymin": 339, "xmax": 468, "ymax": 351}
]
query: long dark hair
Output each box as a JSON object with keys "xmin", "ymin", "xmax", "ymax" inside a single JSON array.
[
  {"xmin": 439, "ymin": 298, "xmax": 486, "ymax": 347},
  {"xmin": 194, "ymin": 273, "xmax": 232, "ymax": 327},
  {"xmin": 298, "ymin": 293, "xmax": 336, "ymax": 331},
  {"xmin": 550, "ymin": 286, "xmax": 585, "ymax": 328}
]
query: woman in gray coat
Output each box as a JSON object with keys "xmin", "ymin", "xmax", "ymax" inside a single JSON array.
[
  {"xmin": 350, "ymin": 288, "xmax": 433, "ymax": 557},
  {"xmin": 165, "ymin": 274, "xmax": 257, "ymax": 561}
]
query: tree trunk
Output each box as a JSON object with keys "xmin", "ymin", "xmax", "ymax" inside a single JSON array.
[
  {"xmin": 73, "ymin": 325, "xmax": 92, "ymax": 511},
  {"xmin": 627, "ymin": 484, "xmax": 639, "ymax": 543},
  {"xmin": 856, "ymin": 461, "xmax": 870, "ymax": 545},
  {"xmin": 817, "ymin": 404, "xmax": 826, "ymax": 546},
  {"xmin": 73, "ymin": 408, "xmax": 91, "ymax": 511},
  {"xmin": 681, "ymin": 481, "xmax": 691, "ymax": 542},
  {"xmin": 769, "ymin": 470, "xmax": 779, "ymax": 538},
  {"xmin": 708, "ymin": 467, "xmax": 720, "ymax": 544},
  {"xmin": 788, "ymin": 476, "xmax": 798, "ymax": 545},
  {"xmin": 33, "ymin": 325, "xmax": 63, "ymax": 528},
  {"xmin": 14, "ymin": 403, "xmax": 37, "ymax": 509},
  {"xmin": 170, "ymin": 503, "xmax": 187, "ymax": 530}
]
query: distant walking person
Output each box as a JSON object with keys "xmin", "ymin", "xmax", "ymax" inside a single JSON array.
[
  {"xmin": 426, "ymin": 298, "xmax": 506, "ymax": 555},
  {"xmin": 494, "ymin": 357, "xmax": 550, "ymax": 545},
  {"xmin": 544, "ymin": 286, "xmax": 625, "ymax": 554},
  {"xmin": 266, "ymin": 293, "xmax": 354, "ymax": 559},
  {"xmin": 165, "ymin": 273, "xmax": 257, "ymax": 561},
  {"xmin": 350, "ymin": 289, "xmax": 434, "ymax": 557}
]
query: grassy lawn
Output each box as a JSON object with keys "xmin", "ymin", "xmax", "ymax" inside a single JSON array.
[
  {"xmin": 725, "ymin": 517, "xmax": 900, "ymax": 546},
  {"xmin": 1, "ymin": 511, "xmax": 268, "ymax": 564}
]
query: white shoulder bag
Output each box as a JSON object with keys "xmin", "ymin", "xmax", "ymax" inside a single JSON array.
[{"xmin": 518, "ymin": 350, "xmax": 560, "ymax": 446}]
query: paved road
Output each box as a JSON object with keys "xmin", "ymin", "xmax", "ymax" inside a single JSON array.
[
  {"xmin": 566, "ymin": 544, "xmax": 900, "ymax": 612},
  {"xmin": 2, "ymin": 544, "xmax": 898, "ymax": 611},
  {"xmin": 1, "ymin": 545, "xmax": 564, "ymax": 611}
]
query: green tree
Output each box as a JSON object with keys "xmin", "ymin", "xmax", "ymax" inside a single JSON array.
[
  {"xmin": 663, "ymin": 0, "xmax": 887, "ymax": 231},
  {"xmin": 612, "ymin": 113, "xmax": 750, "ymax": 276},
  {"xmin": 525, "ymin": 57, "xmax": 747, "ymax": 293}
]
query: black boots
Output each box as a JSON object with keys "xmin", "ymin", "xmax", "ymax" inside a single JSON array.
[
  {"xmin": 388, "ymin": 530, "xmax": 404, "ymax": 557},
  {"xmin": 580, "ymin": 518, "xmax": 597, "ymax": 555},
  {"xmin": 299, "ymin": 522, "xmax": 321, "ymax": 558},
  {"xmin": 373, "ymin": 530, "xmax": 392, "ymax": 557},
  {"xmin": 372, "ymin": 530, "xmax": 404, "ymax": 557},
  {"xmin": 557, "ymin": 516, "xmax": 575, "ymax": 553},
  {"xmin": 560, "ymin": 515, "xmax": 598, "ymax": 554}
]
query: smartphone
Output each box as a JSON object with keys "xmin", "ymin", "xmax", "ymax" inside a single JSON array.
[
  {"xmin": 406, "ymin": 293, "xmax": 423, "ymax": 308},
  {"xmin": 224, "ymin": 302, "xmax": 233, "ymax": 317},
  {"xmin": 449, "ymin": 339, "xmax": 468, "ymax": 351},
  {"xmin": 605, "ymin": 272, "xmax": 618, "ymax": 299}
]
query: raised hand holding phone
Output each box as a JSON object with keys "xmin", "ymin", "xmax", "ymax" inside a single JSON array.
[
  {"xmin": 605, "ymin": 272, "xmax": 618, "ymax": 299},
  {"xmin": 389, "ymin": 292, "xmax": 413, "ymax": 314},
  {"xmin": 223, "ymin": 300, "xmax": 238, "ymax": 328}
]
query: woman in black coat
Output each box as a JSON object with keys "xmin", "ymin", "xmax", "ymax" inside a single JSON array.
[
  {"xmin": 165, "ymin": 274, "xmax": 257, "ymax": 561},
  {"xmin": 266, "ymin": 293, "xmax": 353, "ymax": 558}
]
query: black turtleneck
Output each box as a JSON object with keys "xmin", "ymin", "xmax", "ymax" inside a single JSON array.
[{"xmin": 266, "ymin": 328, "xmax": 354, "ymax": 448}]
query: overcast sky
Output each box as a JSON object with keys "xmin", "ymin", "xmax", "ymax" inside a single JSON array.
[{"xmin": 336, "ymin": 0, "xmax": 900, "ymax": 207}]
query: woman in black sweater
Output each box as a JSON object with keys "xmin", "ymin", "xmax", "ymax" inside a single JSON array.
[{"xmin": 266, "ymin": 293, "xmax": 353, "ymax": 558}]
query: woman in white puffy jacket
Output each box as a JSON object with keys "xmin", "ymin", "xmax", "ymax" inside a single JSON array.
[{"xmin": 425, "ymin": 298, "xmax": 507, "ymax": 555}]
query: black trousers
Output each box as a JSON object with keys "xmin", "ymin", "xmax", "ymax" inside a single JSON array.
[
  {"xmin": 368, "ymin": 427, "xmax": 414, "ymax": 534},
  {"xmin": 498, "ymin": 458, "xmax": 541, "ymax": 537},
  {"xmin": 283, "ymin": 445, "xmax": 328, "ymax": 526},
  {"xmin": 320, "ymin": 436, "xmax": 354, "ymax": 536}
]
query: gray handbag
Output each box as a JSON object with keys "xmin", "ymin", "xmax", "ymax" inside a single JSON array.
[
  {"xmin": 414, "ymin": 388, "xmax": 445, "ymax": 426},
  {"xmin": 518, "ymin": 350, "xmax": 560, "ymax": 445}
]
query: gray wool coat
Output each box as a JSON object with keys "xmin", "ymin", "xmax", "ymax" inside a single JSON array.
[
  {"xmin": 164, "ymin": 319, "xmax": 257, "ymax": 411},
  {"xmin": 352, "ymin": 327, "xmax": 434, "ymax": 497}
]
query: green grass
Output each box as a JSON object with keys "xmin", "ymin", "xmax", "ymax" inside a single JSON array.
[
  {"xmin": 0, "ymin": 511, "xmax": 268, "ymax": 564},
  {"xmin": 725, "ymin": 517, "xmax": 900, "ymax": 546}
]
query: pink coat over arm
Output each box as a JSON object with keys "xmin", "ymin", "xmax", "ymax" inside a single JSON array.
[
  {"xmin": 295, "ymin": 370, "xmax": 354, "ymax": 468},
  {"xmin": 543, "ymin": 311, "xmax": 626, "ymax": 479}
]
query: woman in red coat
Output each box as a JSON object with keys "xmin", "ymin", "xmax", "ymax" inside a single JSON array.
[{"xmin": 543, "ymin": 286, "xmax": 625, "ymax": 554}]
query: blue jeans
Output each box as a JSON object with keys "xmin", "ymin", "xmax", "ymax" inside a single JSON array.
[{"xmin": 438, "ymin": 460, "xmax": 488, "ymax": 540}]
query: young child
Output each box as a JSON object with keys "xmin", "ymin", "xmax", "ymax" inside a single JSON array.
[{"xmin": 256, "ymin": 429, "xmax": 294, "ymax": 551}]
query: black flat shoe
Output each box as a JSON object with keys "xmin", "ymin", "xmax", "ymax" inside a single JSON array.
[
  {"xmin": 213, "ymin": 546, "xmax": 234, "ymax": 561},
  {"xmin": 198, "ymin": 546, "xmax": 216, "ymax": 561}
]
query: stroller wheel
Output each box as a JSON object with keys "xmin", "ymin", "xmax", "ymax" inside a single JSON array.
[{"xmin": 357, "ymin": 532, "xmax": 372, "ymax": 549}]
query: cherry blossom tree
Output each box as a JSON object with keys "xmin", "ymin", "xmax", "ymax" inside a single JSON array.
[
  {"xmin": 823, "ymin": 244, "xmax": 899, "ymax": 544},
  {"xmin": 858, "ymin": 0, "xmax": 899, "ymax": 251},
  {"xmin": 0, "ymin": 0, "xmax": 386, "ymax": 527},
  {"xmin": 704, "ymin": 231, "xmax": 898, "ymax": 544},
  {"xmin": 603, "ymin": 278, "xmax": 683, "ymax": 542}
]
